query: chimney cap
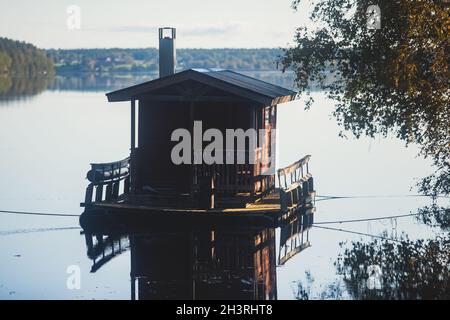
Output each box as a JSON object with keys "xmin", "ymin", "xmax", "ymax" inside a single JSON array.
[{"xmin": 159, "ymin": 27, "xmax": 176, "ymax": 39}]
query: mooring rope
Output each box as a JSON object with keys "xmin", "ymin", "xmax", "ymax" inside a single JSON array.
[
  {"xmin": 313, "ymin": 212, "xmax": 421, "ymax": 225},
  {"xmin": 315, "ymin": 194, "xmax": 449, "ymax": 202},
  {"xmin": 313, "ymin": 225, "xmax": 404, "ymax": 243},
  {"xmin": 0, "ymin": 227, "xmax": 81, "ymax": 236},
  {"xmin": 0, "ymin": 209, "xmax": 80, "ymax": 217}
]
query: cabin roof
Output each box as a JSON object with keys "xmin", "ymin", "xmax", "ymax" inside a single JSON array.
[{"xmin": 106, "ymin": 69, "xmax": 297, "ymax": 106}]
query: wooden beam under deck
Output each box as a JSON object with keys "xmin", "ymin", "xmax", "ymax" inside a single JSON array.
[
  {"xmin": 86, "ymin": 200, "xmax": 281, "ymax": 215},
  {"xmin": 80, "ymin": 187, "xmax": 316, "ymax": 234},
  {"xmin": 80, "ymin": 189, "xmax": 287, "ymax": 232}
]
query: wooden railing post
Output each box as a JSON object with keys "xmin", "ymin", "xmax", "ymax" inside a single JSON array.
[
  {"xmin": 124, "ymin": 176, "xmax": 130, "ymax": 194},
  {"xmin": 130, "ymin": 99, "xmax": 136, "ymax": 194},
  {"xmin": 95, "ymin": 185, "xmax": 103, "ymax": 202},
  {"xmin": 112, "ymin": 182, "xmax": 120, "ymax": 199},
  {"xmin": 84, "ymin": 157, "xmax": 130, "ymax": 205},
  {"xmin": 85, "ymin": 184, "xmax": 93, "ymax": 204},
  {"xmin": 105, "ymin": 183, "xmax": 113, "ymax": 201}
]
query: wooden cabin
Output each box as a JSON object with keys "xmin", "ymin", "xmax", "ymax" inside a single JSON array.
[
  {"xmin": 80, "ymin": 28, "xmax": 316, "ymax": 251},
  {"xmin": 103, "ymin": 68, "xmax": 297, "ymax": 208}
]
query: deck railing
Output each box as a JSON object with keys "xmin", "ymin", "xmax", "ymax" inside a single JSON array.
[
  {"xmin": 277, "ymin": 155, "xmax": 314, "ymax": 212},
  {"xmin": 277, "ymin": 155, "xmax": 315, "ymax": 265},
  {"xmin": 277, "ymin": 207, "xmax": 314, "ymax": 265},
  {"xmin": 84, "ymin": 153, "xmax": 311, "ymax": 207},
  {"xmin": 84, "ymin": 157, "xmax": 130, "ymax": 204},
  {"xmin": 84, "ymin": 233, "xmax": 130, "ymax": 272},
  {"xmin": 192, "ymin": 148, "xmax": 275, "ymax": 196},
  {"xmin": 193, "ymin": 163, "xmax": 255, "ymax": 193}
]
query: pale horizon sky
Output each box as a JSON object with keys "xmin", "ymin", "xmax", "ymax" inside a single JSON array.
[{"xmin": 0, "ymin": 0, "xmax": 313, "ymax": 49}]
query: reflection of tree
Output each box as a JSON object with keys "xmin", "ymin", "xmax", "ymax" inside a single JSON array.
[
  {"xmin": 295, "ymin": 271, "xmax": 314, "ymax": 300},
  {"xmin": 418, "ymin": 205, "xmax": 450, "ymax": 232},
  {"xmin": 0, "ymin": 76, "xmax": 12, "ymax": 94},
  {"xmin": 48, "ymin": 74, "xmax": 157, "ymax": 92},
  {"xmin": 418, "ymin": 173, "xmax": 450, "ymax": 231},
  {"xmin": 47, "ymin": 72, "xmax": 296, "ymax": 92},
  {"xmin": 336, "ymin": 237, "xmax": 450, "ymax": 300},
  {"xmin": 0, "ymin": 72, "xmax": 298, "ymax": 101},
  {"xmin": 0, "ymin": 76, "xmax": 53, "ymax": 101},
  {"xmin": 295, "ymin": 236, "xmax": 450, "ymax": 300},
  {"xmin": 294, "ymin": 271, "xmax": 345, "ymax": 300}
]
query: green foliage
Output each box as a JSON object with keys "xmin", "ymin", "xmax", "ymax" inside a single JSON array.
[
  {"xmin": 0, "ymin": 37, "xmax": 54, "ymax": 76},
  {"xmin": 286, "ymin": 1, "xmax": 449, "ymax": 300},
  {"xmin": 283, "ymin": 0, "xmax": 449, "ymax": 225},
  {"xmin": 47, "ymin": 48, "xmax": 282, "ymax": 73}
]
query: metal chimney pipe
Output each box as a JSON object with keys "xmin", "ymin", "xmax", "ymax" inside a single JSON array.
[{"xmin": 158, "ymin": 27, "xmax": 176, "ymax": 78}]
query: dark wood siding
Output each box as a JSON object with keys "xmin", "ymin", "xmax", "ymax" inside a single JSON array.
[{"xmin": 137, "ymin": 100, "xmax": 191, "ymax": 192}]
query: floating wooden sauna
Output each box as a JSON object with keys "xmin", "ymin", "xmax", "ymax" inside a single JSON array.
[{"xmin": 80, "ymin": 28, "xmax": 316, "ymax": 259}]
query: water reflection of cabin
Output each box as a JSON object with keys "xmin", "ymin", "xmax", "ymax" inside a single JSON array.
[
  {"xmin": 83, "ymin": 226, "xmax": 277, "ymax": 300},
  {"xmin": 80, "ymin": 28, "xmax": 316, "ymax": 264}
]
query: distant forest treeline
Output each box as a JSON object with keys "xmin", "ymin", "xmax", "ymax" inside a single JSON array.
[
  {"xmin": 47, "ymin": 48, "xmax": 283, "ymax": 73},
  {"xmin": 0, "ymin": 38, "xmax": 54, "ymax": 76},
  {"xmin": 0, "ymin": 37, "xmax": 290, "ymax": 99},
  {"xmin": 0, "ymin": 36, "xmax": 284, "ymax": 76}
]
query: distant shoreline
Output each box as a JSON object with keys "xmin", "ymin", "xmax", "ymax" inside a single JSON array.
[
  {"xmin": 1, "ymin": 37, "xmax": 286, "ymax": 76},
  {"xmin": 47, "ymin": 48, "xmax": 284, "ymax": 74},
  {"xmin": 54, "ymin": 68, "xmax": 293, "ymax": 76}
]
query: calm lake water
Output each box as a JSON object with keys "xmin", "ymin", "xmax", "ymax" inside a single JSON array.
[{"xmin": 0, "ymin": 72, "xmax": 442, "ymax": 299}]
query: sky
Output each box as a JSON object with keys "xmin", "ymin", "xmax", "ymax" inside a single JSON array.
[{"xmin": 0, "ymin": 0, "xmax": 313, "ymax": 49}]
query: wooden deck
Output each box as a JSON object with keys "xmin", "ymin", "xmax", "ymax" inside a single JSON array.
[
  {"xmin": 80, "ymin": 155, "xmax": 316, "ymax": 234},
  {"xmin": 80, "ymin": 189, "xmax": 281, "ymax": 233},
  {"xmin": 84, "ymin": 188, "xmax": 282, "ymax": 214},
  {"xmin": 80, "ymin": 189, "xmax": 315, "ymax": 234}
]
